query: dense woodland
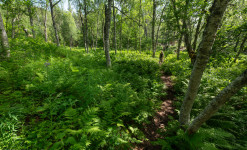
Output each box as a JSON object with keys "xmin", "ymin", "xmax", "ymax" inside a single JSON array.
[{"xmin": 0, "ymin": 0, "xmax": 247, "ymax": 149}]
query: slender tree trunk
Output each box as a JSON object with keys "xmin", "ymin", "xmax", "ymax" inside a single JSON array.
[
  {"xmin": 192, "ymin": 17, "xmax": 202, "ymax": 51},
  {"xmin": 144, "ymin": 19, "xmax": 148, "ymax": 37},
  {"xmin": 113, "ymin": 0, "xmax": 117, "ymax": 54},
  {"xmin": 0, "ymin": 12, "xmax": 10, "ymax": 58},
  {"xmin": 127, "ymin": 37, "xmax": 129, "ymax": 52},
  {"xmin": 177, "ymin": 34, "xmax": 182, "ymax": 60},
  {"xmin": 70, "ymin": 35, "xmax": 72, "ymax": 49},
  {"xmin": 232, "ymin": 35, "xmax": 247, "ymax": 63},
  {"xmin": 27, "ymin": 4, "xmax": 35, "ymax": 38},
  {"xmin": 192, "ymin": 0, "xmax": 208, "ymax": 51},
  {"xmin": 6, "ymin": 7, "xmax": 9, "ymax": 34},
  {"xmin": 23, "ymin": 27, "xmax": 29, "ymax": 37},
  {"xmin": 139, "ymin": 0, "xmax": 142, "ymax": 53},
  {"xmin": 84, "ymin": 0, "xmax": 88, "ymax": 53},
  {"xmin": 44, "ymin": 2, "xmax": 48, "ymax": 42},
  {"xmin": 182, "ymin": 0, "xmax": 196, "ymax": 64},
  {"xmin": 95, "ymin": 11, "xmax": 99, "ymax": 51},
  {"xmin": 104, "ymin": 0, "xmax": 112, "ymax": 68},
  {"xmin": 78, "ymin": 3, "xmax": 85, "ymax": 49},
  {"xmin": 233, "ymin": 33, "xmax": 241, "ymax": 52},
  {"xmin": 183, "ymin": 19, "xmax": 196, "ymax": 64},
  {"xmin": 179, "ymin": 0, "xmax": 230, "ymax": 126},
  {"xmin": 11, "ymin": 17, "xmax": 16, "ymax": 39},
  {"xmin": 120, "ymin": 13, "xmax": 123, "ymax": 52},
  {"xmin": 49, "ymin": 0, "xmax": 60, "ymax": 46},
  {"xmin": 187, "ymin": 69, "xmax": 247, "ymax": 134},
  {"xmin": 102, "ymin": 8, "xmax": 105, "ymax": 51},
  {"xmin": 152, "ymin": 0, "xmax": 156, "ymax": 58},
  {"xmin": 171, "ymin": 0, "xmax": 183, "ymax": 60},
  {"xmin": 155, "ymin": 3, "xmax": 167, "ymax": 54}
]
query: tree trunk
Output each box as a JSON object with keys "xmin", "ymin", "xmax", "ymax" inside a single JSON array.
[
  {"xmin": 0, "ymin": 12, "xmax": 10, "ymax": 58},
  {"xmin": 104, "ymin": 0, "xmax": 112, "ymax": 68},
  {"xmin": 95, "ymin": 11, "xmax": 99, "ymax": 51},
  {"xmin": 232, "ymin": 35, "xmax": 247, "ymax": 63},
  {"xmin": 6, "ymin": 6, "xmax": 9, "ymax": 34},
  {"xmin": 27, "ymin": 3, "xmax": 35, "ymax": 38},
  {"xmin": 177, "ymin": 34, "xmax": 182, "ymax": 60},
  {"xmin": 113, "ymin": 0, "xmax": 117, "ymax": 54},
  {"xmin": 192, "ymin": 0, "xmax": 208, "ymax": 51},
  {"xmin": 233, "ymin": 33, "xmax": 241, "ymax": 52},
  {"xmin": 70, "ymin": 35, "xmax": 73, "ymax": 49},
  {"xmin": 120, "ymin": 13, "xmax": 123, "ymax": 52},
  {"xmin": 144, "ymin": 19, "xmax": 148, "ymax": 37},
  {"xmin": 187, "ymin": 69, "xmax": 247, "ymax": 134},
  {"xmin": 192, "ymin": 17, "xmax": 202, "ymax": 51},
  {"xmin": 152, "ymin": 0, "xmax": 156, "ymax": 58},
  {"xmin": 11, "ymin": 17, "xmax": 16, "ymax": 39},
  {"xmin": 49, "ymin": 0, "xmax": 60, "ymax": 46},
  {"xmin": 22, "ymin": 26, "xmax": 29, "ymax": 37},
  {"xmin": 155, "ymin": 3, "xmax": 167, "ymax": 54},
  {"xmin": 179, "ymin": 0, "xmax": 230, "ymax": 126},
  {"xmin": 139, "ymin": 0, "xmax": 142, "ymax": 53},
  {"xmin": 78, "ymin": 3, "xmax": 84, "ymax": 48},
  {"xmin": 44, "ymin": 2, "xmax": 48, "ymax": 42},
  {"xmin": 183, "ymin": 19, "xmax": 196, "ymax": 64},
  {"xmin": 182, "ymin": 0, "xmax": 195, "ymax": 64},
  {"xmin": 84, "ymin": 0, "xmax": 88, "ymax": 53},
  {"xmin": 171, "ymin": 0, "xmax": 183, "ymax": 60},
  {"xmin": 102, "ymin": 7, "xmax": 105, "ymax": 51}
]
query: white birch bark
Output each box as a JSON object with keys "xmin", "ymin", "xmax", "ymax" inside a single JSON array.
[
  {"xmin": 104, "ymin": 0, "xmax": 112, "ymax": 68},
  {"xmin": 0, "ymin": 12, "xmax": 10, "ymax": 58},
  {"xmin": 179, "ymin": 0, "xmax": 231, "ymax": 126},
  {"xmin": 187, "ymin": 69, "xmax": 247, "ymax": 134}
]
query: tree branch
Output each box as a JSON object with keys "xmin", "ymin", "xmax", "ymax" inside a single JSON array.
[
  {"xmin": 52, "ymin": 0, "xmax": 62, "ymax": 8},
  {"xmin": 112, "ymin": 6, "xmax": 142, "ymax": 27}
]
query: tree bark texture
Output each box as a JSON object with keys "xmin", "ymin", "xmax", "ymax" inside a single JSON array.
[
  {"xmin": 104, "ymin": 0, "xmax": 112, "ymax": 68},
  {"xmin": 44, "ymin": 2, "xmax": 48, "ymax": 42},
  {"xmin": 179, "ymin": 0, "xmax": 231, "ymax": 126},
  {"xmin": 192, "ymin": 0, "xmax": 208, "ymax": 51},
  {"xmin": 182, "ymin": 0, "xmax": 196, "ymax": 64},
  {"xmin": 232, "ymin": 35, "xmax": 247, "ymax": 63},
  {"xmin": 152, "ymin": 0, "xmax": 156, "ymax": 58},
  {"xmin": 27, "ymin": 3, "xmax": 35, "ymax": 38},
  {"xmin": 187, "ymin": 69, "xmax": 247, "ymax": 134},
  {"xmin": 171, "ymin": 0, "xmax": 182, "ymax": 60},
  {"xmin": 11, "ymin": 17, "xmax": 16, "ymax": 39},
  {"xmin": 49, "ymin": 0, "xmax": 60, "ymax": 46},
  {"xmin": 0, "ymin": 12, "xmax": 10, "ymax": 58},
  {"xmin": 177, "ymin": 34, "xmax": 182, "ymax": 60},
  {"xmin": 95, "ymin": 10, "xmax": 99, "ymax": 51},
  {"xmin": 83, "ymin": 0, "xmax": 88, "ymax": 53},
  {"xmin": 113, "ymin": 0, "xmax": 117, "ymax": 54}
]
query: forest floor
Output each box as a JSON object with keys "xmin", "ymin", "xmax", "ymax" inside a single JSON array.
[{"xmin": 134, "ymin": 72, "xmax": 177, "ymax": 150}]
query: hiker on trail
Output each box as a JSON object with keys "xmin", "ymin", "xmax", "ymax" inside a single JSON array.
[{"xmin": 159, "ymin": 51, "xmax": 164, "ymax": 64}]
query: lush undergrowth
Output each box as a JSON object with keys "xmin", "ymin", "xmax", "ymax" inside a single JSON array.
[
  {"xmin": 0, "ymin": 38, "xmax": 164, "ymax": 149},
  {"xmin": 158, "ymin": 50, "xmax": 247, "ymax": 150},
  {"xmin": 1, "ymin": 38, "xmax": 246, "ymax": 150}
]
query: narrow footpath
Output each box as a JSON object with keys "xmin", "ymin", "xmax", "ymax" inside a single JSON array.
[{"xmin": 135, "ymin": 72, "xmax": 177, "ymax": 150}]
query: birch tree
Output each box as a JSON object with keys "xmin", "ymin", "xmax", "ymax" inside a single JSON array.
[
  {"xmin": 0, "ymin": 12, "xmax": 10, "ymax": 58},
  {"xmin": 104, "ymin": 0, "xmax": 112, "ymax": 68},
  {"xmin": 49, "ymin": 0, "xmax": 62, "ymax": 46},
  {"xmin": 187, "ymin": 69, "xmax": 247, "ymax": 134},
  {"xmin": 179, "ymin": 0, "xmax": 231, "ymax": 126}
]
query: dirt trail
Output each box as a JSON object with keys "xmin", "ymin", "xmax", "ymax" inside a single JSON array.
[{"xmin": 134, "ymin": 72, "xmax": 176, "ymax": 150}]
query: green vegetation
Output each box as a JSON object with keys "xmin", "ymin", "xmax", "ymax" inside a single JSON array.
[
  {"xmin": 0, "ymin": 37, "xmax": 164, "ymax": 149},
  {"xmin": 157, "ymin": 51, "xmax": 247, "ymax": 150},
  {"xmin": 0, "ymin": 0, "xmax": 247, "ymax": 149}
]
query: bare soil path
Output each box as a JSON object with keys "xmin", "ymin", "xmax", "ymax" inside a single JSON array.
[{"xmin": 134, "ymin": 72, "xmax": 177, "ymax": 150}]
